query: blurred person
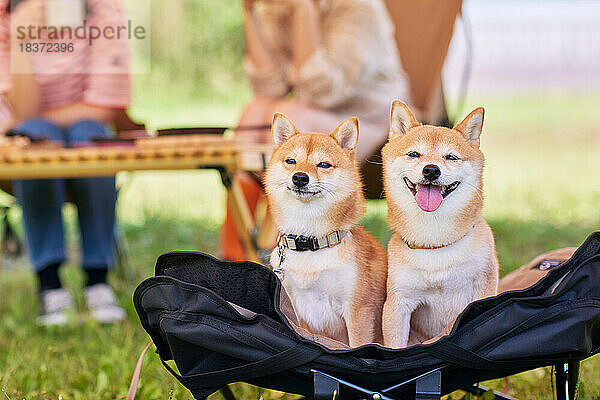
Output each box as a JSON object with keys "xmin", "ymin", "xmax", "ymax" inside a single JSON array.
[
  {"xmin": 239, "ymin": 0, "xmax": 408, "ymax": 159},
  {"xmin": 0, "ymin": 0, "xmax": 130, "ymax": 325},
  {"xmin": 222, "ymin": 0, "xmax": 410, "ymax": 260}
]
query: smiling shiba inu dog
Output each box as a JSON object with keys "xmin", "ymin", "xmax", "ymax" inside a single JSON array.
[
  {"xmin": 264, "ymin": 113, "xmax": 387, "ymax": 347},
  {"xmin": 382, "ymin": 100, "xmax": 498, "ymax": 348}
]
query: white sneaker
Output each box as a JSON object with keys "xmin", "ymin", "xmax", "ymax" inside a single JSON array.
[
  {"xmin": 84, "ymin": 283, "xmax": 126, "ymax": 323},
  {"xmin": 38, "ymin": 288, "xmax": 75, "ymax": 326}
]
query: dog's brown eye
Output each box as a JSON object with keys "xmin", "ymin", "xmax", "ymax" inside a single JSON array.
[
  {"xmin": 445, "ymin": 154, "xmax": 460, "ymax": 161},
  {"xmin": 317, "ymin": 161, "xmax": 332, "ymax": 169},
  {"xmin": 407, "ymin": 151, "xmax": 421, "ymax": 158},
  {"xmin": 285, "ymin": 158, "xmax": 296, "ymax": 165}
]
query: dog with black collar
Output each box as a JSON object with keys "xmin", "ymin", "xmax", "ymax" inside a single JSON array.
[{"xmin": 264, "ymin": 113, "xmax": 388, "ymax": 347}]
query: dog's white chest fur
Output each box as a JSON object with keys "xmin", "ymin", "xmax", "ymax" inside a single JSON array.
[
  {"xmin": 400, "ymin": 251, "xmax": 485, "ymax": 336},
  {"xmin": 271, "ymin": 244, "xmax": 357, "ymax": 340},
  {"xmin": 385, "ymin": 224, "xmax": 496, "ymax": 347}
]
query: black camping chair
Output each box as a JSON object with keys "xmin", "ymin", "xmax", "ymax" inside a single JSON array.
[{"xmin": 133, "ymin": 232, "xmax": 600, "ymax": 400}]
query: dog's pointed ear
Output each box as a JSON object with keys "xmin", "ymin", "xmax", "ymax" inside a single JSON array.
[
  {"xmin": 454, "ymin": 107, "xmax": 485, "ymax": 147},
  {"xmin": 330, "ymin": 117, "xmax": 359, "ymax": 151},
  {"xmin": 272, "ymin": 113, "xmax": 298, "ymax": 146},
  {"xmin": 390, "ymin": 100, "xmax": 420, "ymax": 139}
]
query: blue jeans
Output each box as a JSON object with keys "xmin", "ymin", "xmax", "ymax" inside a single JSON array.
[{"xmin": 13, "ymin": 119, "xmax": 116, "ymax": 271}]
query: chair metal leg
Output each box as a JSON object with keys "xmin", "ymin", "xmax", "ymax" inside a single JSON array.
[
  {"xmin": 568, "ymin": 362, "xmax": 580, "ymax": 400},
  {"xmin": 462, "ymin": 384, "xmax": 519, "ymax": 400},
  {"xmin": 555, "ymin": 362, "xmax": 579, "ymax": 400},
  {"xmin": 314, "ymin": 370, "xmax": 341, "ymax": 400},
  {"xmin": 312, "ymin": 370, "xmax": 395, "ymax": 400},
  {"xmin": 309, "ymin": 363, "xmax": 579, "ymax": 400},
  {"xmin": 415, "ymin": 370, "xmax": 441, "ymax": 400},
  {"xmin": 555, "ymin": 363, "xmax": 568, "ymax": 400}
]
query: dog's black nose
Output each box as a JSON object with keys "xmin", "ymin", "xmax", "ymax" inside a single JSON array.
[
  {"xmin": 292, "ymin": 172, "xmax": 310, "ymax": 187},
  {"xmin": 422, "ymin": 164, "xmax": 441, "ymax": 181}
]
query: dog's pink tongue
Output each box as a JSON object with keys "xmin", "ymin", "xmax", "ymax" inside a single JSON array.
[{"xmin": 415, "ymin": 184, "xmax": 443, "ymax": 212}]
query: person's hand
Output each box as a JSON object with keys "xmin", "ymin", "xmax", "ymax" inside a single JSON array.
[{"xmin": 11, "ymin": 0, "xmax": 45, "ymax": 42}]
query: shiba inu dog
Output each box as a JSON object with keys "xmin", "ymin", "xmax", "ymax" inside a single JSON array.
[
  {"xmin": 382, "ymin": 100, "xmax": 498, "ymax": 348},
  {"xmin": 264, "ymin": 113, "xmax": 388, "ymax": 347}
]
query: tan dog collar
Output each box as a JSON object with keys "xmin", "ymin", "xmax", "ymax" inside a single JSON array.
[{"xmin": 403, "ymin": 225, "xmax": 475, "ymax": 250}]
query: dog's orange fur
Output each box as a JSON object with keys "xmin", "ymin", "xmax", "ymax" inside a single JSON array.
[
  {"xmin": 384, "ymin": 123, "xmax": 485, "ymax": 246},
  {"xmin": 382, "ymin": 101, "xmax": 498, "ymax": 348},
  {"xmin": 265, "ymin": 113, "xmax": 388, "ymax": 346}
]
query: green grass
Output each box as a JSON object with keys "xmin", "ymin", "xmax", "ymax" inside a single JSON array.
[{"xmin": 1, "ymin": 93, "xmax": 599, "ymax": 399}]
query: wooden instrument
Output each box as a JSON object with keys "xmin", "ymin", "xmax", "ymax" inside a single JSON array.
[
  {"xmin": 0, "ymin": 134, "xmax": 272, "ymax": 180},
  {"xmin": 0, "ymin": 133, "xmax": 273, "ymax": 262}
]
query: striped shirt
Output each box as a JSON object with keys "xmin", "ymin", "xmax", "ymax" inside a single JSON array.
[{"xmin": 0, "ymin": 0, "xmax": 131, "ymax": 122}]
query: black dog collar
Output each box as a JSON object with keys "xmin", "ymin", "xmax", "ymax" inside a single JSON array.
[{"xmin": 278, "ymin": 231, "xmax": 348, "ymax": 252}]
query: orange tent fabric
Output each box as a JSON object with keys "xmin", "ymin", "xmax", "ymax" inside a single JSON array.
[
  {"xmin": 384, "ymin": 0, "xmax": 463, "ymax": 115},
  {"xmin": 360, "ymin": 0, "xmax": 463, "ymax": 200}
]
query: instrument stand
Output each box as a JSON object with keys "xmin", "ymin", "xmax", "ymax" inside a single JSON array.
[
  {"xmin": 218, "ymin": 168, "xmax": 261, "ymax": 263},
  {"xmin": 0, "ymin": 204, "xmax": 23, "ymax": 259}
]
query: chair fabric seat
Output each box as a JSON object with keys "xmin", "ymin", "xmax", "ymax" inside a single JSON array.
[{"xmin": 134, "ymin": 232, "xmax": 600, "ymax": 399}]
